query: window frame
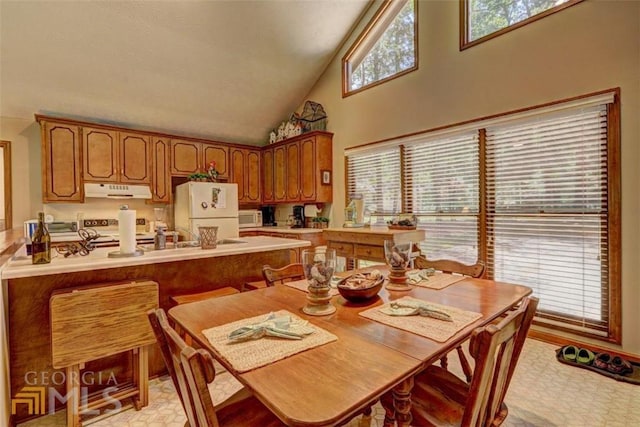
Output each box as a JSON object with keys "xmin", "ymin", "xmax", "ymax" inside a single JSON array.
[
  {"xmin": 342, "ymin": 0, "xmax": 418, "ymax": 98},
  {"xmin": 344, "ymin": 88, "xmax": 621, "ymax": 344},
  {"xmin": 460, "ymin": 0, "xmax": 585, "ymax": 50}
]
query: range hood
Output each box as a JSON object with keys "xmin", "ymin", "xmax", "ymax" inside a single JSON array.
[{"xmin": 84, "ymin": 183, "xmax": 152, "ymax": 199}]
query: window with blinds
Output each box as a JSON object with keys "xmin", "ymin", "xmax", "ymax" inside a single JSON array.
[
  {"xmin": 344, "ymin": 89, "xmax": 619, "ymax": 341},
  {"xmin": 485, "ymin": 104, "xmax": 611, "ymax": 336},
  {"xmin": 404, "ymin": 132, "xmax": 480, "ymax": 265},
  {"xmin": 346, "ymin": 148, "xmax": 401, "ymax": 223}
]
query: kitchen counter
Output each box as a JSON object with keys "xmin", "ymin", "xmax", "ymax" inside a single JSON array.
[
  {"xmin": 1, "ymin": 236, "xmax": 309, "ymax": 279},
  {"xmin": 239, "ymin": 226, "xmax": 323, "ymax": 234},
  {"xmin": 2, "ymin": 234, "xmax": 309, "ymax": 422}
]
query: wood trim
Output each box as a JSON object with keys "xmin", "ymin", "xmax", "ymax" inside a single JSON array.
[
  {"xmin": 459, "ymin": 0, "xmax": 586, "ymax": 51},
  {"xmin": 477, "ymin": 129, "xmax": 486, "ymax": 276},
  {"xmin": 34, "ymin": 113, "xmax": 264, "ymax": 150},
  {"xmin": 528, "ymin": 330, "xmax": 639, "ymax": 364},
  {"xmin": 399, "ymin": 145, "xmax": 407, "ymax": 212},
  {"xmin": 607, "ymin": 89, "xmax": 622, "ymax": 344},
  {"xmin": 344, "ymin": 155, "xmax": 349, "ymax": 208},
  {"xmin": 0, "ymin": 140, "xmax": 12, "ymax": 231},
  {"xmin": 342, "ymin": 0, "xmax": 418, "ymax": 98}
]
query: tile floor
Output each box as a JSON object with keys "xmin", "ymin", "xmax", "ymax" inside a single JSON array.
[{"xmin": 19, "ymin": 339, "xmax": 640, "ymax": 427}]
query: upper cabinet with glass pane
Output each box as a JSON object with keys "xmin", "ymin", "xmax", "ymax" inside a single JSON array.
[
  {"xmin": 461, "ymin": 0, "xmax": 584, "ymax": 50},
  {"xmin": 342, "ymin": 0, "xmax": 418, "ymax": 97}
]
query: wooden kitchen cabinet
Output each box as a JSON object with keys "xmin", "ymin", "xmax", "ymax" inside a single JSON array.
[
  {"xmin": 266, "ymin": 131, "xmax": 333, "ymax": 204},
  {"xmin": 273, "ymin": 144, "xmax": 287, "ymax": 202},
  {"xmin": 299, "ymin": 134, "xmax": 332, "ymax": 202},
  {"xmin": 40, "ymin": 120, "xmax": 83, "ymax": 202},
  {"xmin": 230, "ymin": 147, "xmax": 261, "ymax": 204},
  {"xmin": 151, "ymin": 137, "xmax": 171, "ymax": 203},
  {"xmin": 262, "ymin": 148, "xmax": 275, "ymax": 203},
  {"xmin": 286, "ymin": 141, "xmax": 301, "ymax": 200},
  {"xmin": 83, "ymin": 127, "xmax": 118, "ymax": 182},
  {"xmin": 170, "ymin": 139, "xmax": 201, "ymax": 175},
  {"xmin": 119, "ymin": 132, "xmax": 151, "ymax": 183},
  {"xmin": 171, "ymin": 139, "xmax": 229, "ymax": 179},
  {"xmin": 203, "ymin": 144, "xmax": 229, "ymax": 179},
  {"xmin": 83, "ymin": 127, "xmax": 150, "ymax": 184}
]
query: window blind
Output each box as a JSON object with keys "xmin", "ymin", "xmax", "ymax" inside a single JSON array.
[
  {"xmin": 404, "ymin": 132, "xmax": 480, "ymax": 264},
  {"xmin": 347, "ymin": 148, "xmax": 401, "ymax": 220},
  {"xmin": 485, "ymin": 104, "xmax": 610, "ymax": 335}
]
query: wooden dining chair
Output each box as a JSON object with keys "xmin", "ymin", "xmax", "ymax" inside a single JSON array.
[
  {"xmin": 262, "ymin": 263, "xmax": 305, "ymax": 285},
  {"xmin": 387, "ymin": 296, "xmax": 538, "ymax": 427},
  {"xmin": 413, "ymin": 255, "xmax": 485, "ymax": 279},
  {"xmin": 244, "ymin": 263, "xmax": 305, "ymax": 291},
  {"xmin": 413, "ymin": 255, "xmax": 486, "ymax": 381},
  {"xmin": 148, "ymin": 309, "xmax": 284, "ymax": 427}
]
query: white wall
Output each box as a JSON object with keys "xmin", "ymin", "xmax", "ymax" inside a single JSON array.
[
  {"xmin": 0, "ymin": 117, "xmax": 40, "ymax": 227},
  {"xmin": 305, "ymin": 1, "xmax": 640, "ymax": 354},
  {"xmin": 0, "ymin": 146, "xmax": 5, "ymax": 222}
]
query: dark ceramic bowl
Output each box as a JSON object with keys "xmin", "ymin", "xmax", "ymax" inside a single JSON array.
[{"xmin": 337, "ymin": 275, "xmax": 384, "ymax": 302}]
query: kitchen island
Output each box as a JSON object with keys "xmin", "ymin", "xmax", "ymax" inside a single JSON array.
[
  {"xmin": 323, "ymin": 226, "xmax": 426, "ymax": 268},
  {"xmin": 1, "ymin": 235, "xmax": 310, "ymax": 423}
]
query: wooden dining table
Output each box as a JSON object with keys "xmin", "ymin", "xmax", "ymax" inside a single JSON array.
[{"xmin": 169, "ymin": 266, "xmax": 532, "ymax": 427}]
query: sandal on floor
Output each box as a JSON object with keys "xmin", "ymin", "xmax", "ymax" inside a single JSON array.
[
  {"xmin": 576, "ymin": 348, "xmax": 595, "ymax": 365},
  {"xmin": 594, "ymin": 353, "xmax": 611, "ymax": 370},
  {"xmin": 608, "ymin": 356, "xmax": 633, "ymax": 375},
  {"xmin": 561, "ymin": 345, "xmax": 579, "ymax": 362}
]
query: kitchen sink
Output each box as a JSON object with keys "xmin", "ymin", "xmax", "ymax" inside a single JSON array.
[
  {"xmin": 217, "ymin": 239, "xmax": 247, "ymax": 245},
  {"xmin": 138, "ymin": 239, "xmax": 247, "ymax": 251}
]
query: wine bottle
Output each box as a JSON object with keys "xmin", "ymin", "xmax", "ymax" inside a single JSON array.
[{"xmin": 31, "ymin": 212, "xmax": 51, "ymax": 264}]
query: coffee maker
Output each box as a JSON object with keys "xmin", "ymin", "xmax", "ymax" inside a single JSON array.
[
  {"xmin": 261, "ymin": 206, "xmax": 276, "ymax": 226},
  {"xmin": 292, "ymin": 205, "xmax": 305, "ymax": 228}
]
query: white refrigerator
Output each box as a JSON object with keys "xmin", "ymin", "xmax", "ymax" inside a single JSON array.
[{"xmin": 174, "ymin": 182, "xmax": 240, "ymax": 241}]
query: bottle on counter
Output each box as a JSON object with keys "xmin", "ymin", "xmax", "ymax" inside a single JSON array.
[
  {"xmin": 31, "ymin": 211, "xmax": 51, "ymax": 264},
  {"xmin": 154, "ymin": 226, "xmax": 167, "ymax": 250}
]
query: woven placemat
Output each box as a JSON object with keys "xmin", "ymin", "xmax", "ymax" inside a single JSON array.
[
  {"xmin": 408, "ymin": 272, "xmax": 466, "ymax": 290},
  {"xmin": 359, "ymin": 296, "xmax": 482, "ymax": 343},
  {"xmin": 282, "ymin": 279, "xmax": 340, "ymax": 296},
  {"xmin": 202, "ymin": 310, "xmax": 337, "ymax": 373}
]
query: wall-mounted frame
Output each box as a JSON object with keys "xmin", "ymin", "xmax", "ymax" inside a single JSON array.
[{"xmin": 321, "ymin": 170, "xmax": 331, "ymax": 185}]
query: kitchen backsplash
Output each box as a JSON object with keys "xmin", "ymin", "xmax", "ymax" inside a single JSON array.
[
  {"xmin": 43, "ymin": 200, "xmax": 172, "ymax": 229},
  {"xmin": 273, "ymin": 203, "xmax": 332, "ymax": 226},
  {"xmin": 43, "ymin": 201, "xmax": 331, "ymax": 229}
]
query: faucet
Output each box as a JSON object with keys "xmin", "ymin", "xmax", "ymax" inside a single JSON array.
[{"xmin": 174, "ymin": 228, "xmax": 201, "ymax": 247}]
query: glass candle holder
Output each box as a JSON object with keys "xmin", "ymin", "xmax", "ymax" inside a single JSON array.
[
  {"xmin": 384, "ymin": 240, "xmax": 412, "ymax": 291},
  {"xmin": 301, "ymin": 248, "xmax": 337, "ymax": 316}
]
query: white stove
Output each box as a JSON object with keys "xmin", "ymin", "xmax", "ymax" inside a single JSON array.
[{"xmin": 51, "ymin": 218, "xmax": 155, "ymax": 246}]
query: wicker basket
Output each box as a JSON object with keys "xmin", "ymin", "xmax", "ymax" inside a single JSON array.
[{"xmin": 387, "ymin": 225, "xmax": 417, "ymax": 230}]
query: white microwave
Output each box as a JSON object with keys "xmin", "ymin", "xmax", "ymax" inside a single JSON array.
[{"xmin": 238, "ymin": 210, "xmax": 262, "ymax": 228}]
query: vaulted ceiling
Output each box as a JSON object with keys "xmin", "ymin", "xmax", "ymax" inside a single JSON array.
[{"xmin": 0, "ymin": 0, "xmax": 369, "ymax": 145}]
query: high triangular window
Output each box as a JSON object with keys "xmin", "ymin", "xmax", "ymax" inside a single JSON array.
[{"xmin": 342, "ymin": 0, "xmax": 417, "ymax": 97}]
